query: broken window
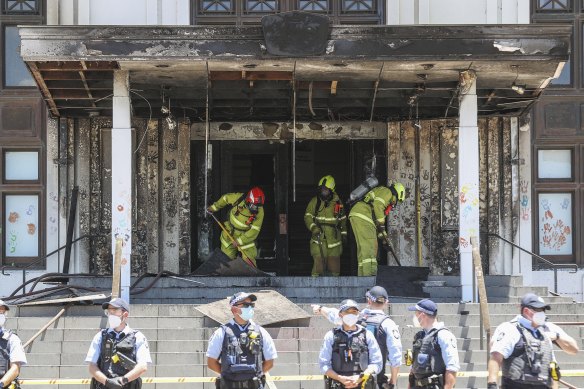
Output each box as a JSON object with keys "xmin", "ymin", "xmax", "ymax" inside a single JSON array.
[{"xmin": 1, "ymin": 0, "xmax": 39, "ymax": 14}]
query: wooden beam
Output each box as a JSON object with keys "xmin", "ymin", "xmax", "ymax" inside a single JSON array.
[
  {"xmin": 209, "ymin": 71, "xmax": 293, "ymax": 81},
  {"xmin": 79, "ymin": 61, "xmax": 97, "ymax": 108},
  {"xmin": 28, "ymin": 62, "xmax": 60, "ymax": 116}
]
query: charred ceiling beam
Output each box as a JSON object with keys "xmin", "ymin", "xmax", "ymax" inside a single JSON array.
[{"xmin": 19, "ymin": 25, "xmax": 570, "ymax": 62}]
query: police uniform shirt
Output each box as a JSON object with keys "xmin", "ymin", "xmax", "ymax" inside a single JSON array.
[
  {"xmin": 324, "ymin": 308, "xmax": 403, "ymax": 368},
  {"xmin": 318, "ymin": 324, "xmax": 384, "ymax": 375},
  {"xmin": 363, "ymin": 309, "xmax": 402, "ymax": 368},
  {"xmin": 206, "ymin": 319, "xmax": 278, "ymax": 361},
  {"xmin": 491, "ymin": 315, "xmax": 557, "ymax": 360},
  {"xmin": 85, "ymin": 326, "xmax": 152, "ymax": 365},
  {"xmin": 421, "ymin": 322, "xmax": 460, "ymax": 373},
  {"xmin": 0, "ymin": 327, "xmax": 27, "ymax": 366}
]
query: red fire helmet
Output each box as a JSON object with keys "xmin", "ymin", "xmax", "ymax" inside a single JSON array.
[{"xmin": 246, "ymin": 187, "xmax": 265, "ymax": 205}]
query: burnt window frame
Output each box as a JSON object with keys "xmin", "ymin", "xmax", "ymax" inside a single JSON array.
[{"xmin": 192, "ymin": 0, "xmax": 385, "ymax": 25}]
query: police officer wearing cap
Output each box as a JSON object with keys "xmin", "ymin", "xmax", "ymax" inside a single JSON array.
[
  {"xmin": 313, "ymin": 287, "xmax": 402, "ymax": 389},
  {"xmin": 86, "ymin": 298, "xmax": 152, "ymax": 389},
  {"xmin": 487, "ymin": 293, "xmax": 579, "ymax": 389},
  {"xmin": 318, "ymin": 299, "xmax": 383, "ymax": 389},
  {"xmin": 407, "ymin": 299, "xmax": 459, "ymax": 389},
  {"xmin": 0, "ymin": 300, "xmax": 26, "ymax": 389},
  {"xmin": 206, "ymin": 292, "xmax": 278, "ymax": 389}
]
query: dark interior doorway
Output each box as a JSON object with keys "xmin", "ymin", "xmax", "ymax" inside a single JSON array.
[{"xmin": 192, "ymin": 138, "xmax": 386, "ymax": 275}]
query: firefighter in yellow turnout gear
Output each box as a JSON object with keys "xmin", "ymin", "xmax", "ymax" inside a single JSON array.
[
  {"xmin": 349, "ymin": 183, "xmax": 405, "ymax": 276},
  {"xmin": 208, "ymin": 187, "xmax": 265, "ymax": 266},
  {"xmin": 304, "ymin": 175, "xmax": 347, "ymax": 276}
]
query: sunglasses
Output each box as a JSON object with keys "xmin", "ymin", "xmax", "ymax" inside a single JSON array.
[{"xmin": 236, "ymin": 302, "xmax": 255, "ymax": 308}]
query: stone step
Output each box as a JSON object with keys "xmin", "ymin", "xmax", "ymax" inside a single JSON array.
[
  {"xmin": 423, "ymin": 285, "xmax": 549, "ymax": 298},
  {"xmin": 427, "ymin": 275, "xmax": 525, "ymax": 287}
]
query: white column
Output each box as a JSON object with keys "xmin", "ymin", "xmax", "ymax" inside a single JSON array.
[
  {"xmin": 112, "ymin": 70, "xmax": 132, "ymax": 302},
  {"xmin": 518, "ymin": 116, "xmax": 533, "ymax": 285},
  {"xmin": 458, "ymin": 70, "xmax": 480, "ymax": 302}
]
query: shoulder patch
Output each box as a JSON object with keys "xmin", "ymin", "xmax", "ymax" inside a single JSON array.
[
  {"xmin": 392, "ymin": 329, "xmax": 400, "ymax": 339},
  {"xmin": 496, "ymin": 332, "xmax": 505, "ymax": 341}
]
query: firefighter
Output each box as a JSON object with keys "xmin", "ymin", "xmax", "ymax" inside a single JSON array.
[
  {"xmin": 206, "ymin": 292, "xmax": 277, "ymax": 389},
  {"xmin": 313, "ymin": 286, "xmax": 402, "ymax": 389},
  {"xmin": 406, "ymin": 299, "xmax": 459, "ymax": 389},
  {"xmin": 487, "ymin": 293, "xmax": 579, "ymax": 389},
  {"xmin": 208, "ymin": 187, "xmax": 265, "ymax": 266},
  {"xmin": 0, "ymin": 300, "xmax": 26, "ymax": 389},
  {"xmin": 304, "ymin": 175, "xmax": 347, "ymax": 276},
  {"xmin": 348, "ymin": 183, "xmax": 405, "ymax": 276},
  {"xmin": 86, "ymin": 298, "xmax": 151, "ymax": 389},
  {"xmin": 318, "ymin": 299, "xmax": 383, "ymax": 389}
]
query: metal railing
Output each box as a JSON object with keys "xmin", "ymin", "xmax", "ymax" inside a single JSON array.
[
  {"xmin": 1, "ymin": 234, "xmax": 95, "ymax": 294},
  {"xmin": 486, "ymin": 233, "xmax": 578, "ymax": 294}
]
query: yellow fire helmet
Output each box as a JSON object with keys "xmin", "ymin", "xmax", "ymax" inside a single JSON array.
[
  {"xmin": 391, "ymin": 182, "xmax": 406, "ymax": 203},
  {"xmin": 318, "ymin": 175, "xmax": 336, "ymax": 191}
]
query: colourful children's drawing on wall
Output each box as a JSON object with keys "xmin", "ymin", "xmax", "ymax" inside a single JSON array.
[{"xmin": 539, "ymin": 193, "xmax": 572, "ymax": 256}]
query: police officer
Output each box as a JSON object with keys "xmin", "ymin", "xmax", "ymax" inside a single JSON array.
[
  {"xmin": 313, "ymin": 287, "xmax": 402, "ymax": 389},
  {"xmin": 0, "ymin": 300, "xmax": 26, "ymax": 389},
  {"xmin": 487, "ymin": 293, "xmax": 579, "ymax": 389},
  {"xmin": 407, "ymin": 299, "xmax": 459, "ymax": 389},
  {"xmin": 207, "ymin": 292, "xmax": 277, "ymax": 389},
  {"xmin": 349, "ymin": 183, "xmax": 405, "ymax": 276},
  {"xmin": 86, "ymin": 298, "xmax": 151, "ymax": 389},
  {"xmin": 318, "ymin": 299, "xmax": 383, "ymax": 389},
  {"xmin": 304, "ymin": 175, "xmax": 347, "ymax": 277},
  {"xmin": 208, "ymin": 188, "xmax": 265, "ymax": 266}
]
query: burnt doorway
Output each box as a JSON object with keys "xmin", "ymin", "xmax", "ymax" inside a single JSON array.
[
  {"xmin": 214, "ymin": 141, "xmax": 289, "ymax": 274},
  {"xmin": 287, "ymin": 139, "xmax": 387, "ymax": 275}
]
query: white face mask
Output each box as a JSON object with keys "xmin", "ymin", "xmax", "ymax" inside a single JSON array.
[
  {"xmin": 412, "ymin": 314, "xmax": 422, "ymax": 328},
  {"xmin": 342, "ymin": 314, "xmax": 359, "ymax": 327},
  {"xmin": 108, "ymin": 314, "xmax": 123, "ymax": 329},
  {"xmin": 0, "ymin": 314, "xmax": 6, "ymax": 327},
  {"xmin": 240, "ymin": 307, "xmax": 254, "ymax": 321},
  {"xmin": 532, "ymin": 311, "xmax": 547, "ymax": 326}
]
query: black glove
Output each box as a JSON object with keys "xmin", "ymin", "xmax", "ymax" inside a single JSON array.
[
  {"xmin": 381, "ymin": 239, "xmax": 390, "ymax": 250},
  {"xmin": 487, "ymin": 383, "xmax": 498, "ymax": 389},
  {"xmin": 105, "ymin": 377, "xmax": 124, "ymax": 389}
]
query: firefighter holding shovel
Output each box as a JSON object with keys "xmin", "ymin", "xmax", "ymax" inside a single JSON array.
[{"xmin": 207, "ymin": 187, "xmax": 265, "ymax": 267}]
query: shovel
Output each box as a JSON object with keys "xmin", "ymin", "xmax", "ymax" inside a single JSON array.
[{"xmin": 207, "ymin": 210, "xmax": 256, "ymax": 268}]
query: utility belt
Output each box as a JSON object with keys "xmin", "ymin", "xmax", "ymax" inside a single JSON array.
[
  {"xmin": 216, "ymin": 376, "xmax": 265, "ymax": 389},
  {"xmin": 324, "ymin": 375, "xmax": 376, "ymax": 389},
  {"xmin": 501, "ymin": 377, "xmax": 550, "ymax": 389},
  {"xmin": 90, "ymin": 377, "xmax": 141, "ymax": 389},
  {"xmin": 412, "ymin": 374, "xmax": 443, "ymax": 389}
]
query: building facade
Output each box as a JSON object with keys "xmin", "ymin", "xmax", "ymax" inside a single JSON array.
[{"xmin": 1, "ymin": 0, "xmax": 580, "ymax": 300}]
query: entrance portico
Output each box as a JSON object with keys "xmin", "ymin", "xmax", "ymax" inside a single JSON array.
[{"xmin": 18, "ymin": 22, "xmax": 570, "ymax": 301}]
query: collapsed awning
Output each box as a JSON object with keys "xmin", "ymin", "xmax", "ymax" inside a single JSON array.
[{"xmin": 19, "ymin": 22, "xmax": 570, "ymax": 121}]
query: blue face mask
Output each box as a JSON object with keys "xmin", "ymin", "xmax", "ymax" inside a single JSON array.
[{"xmin": 240, "ymin": 306, "xmax": 254, "ymax": 321}]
